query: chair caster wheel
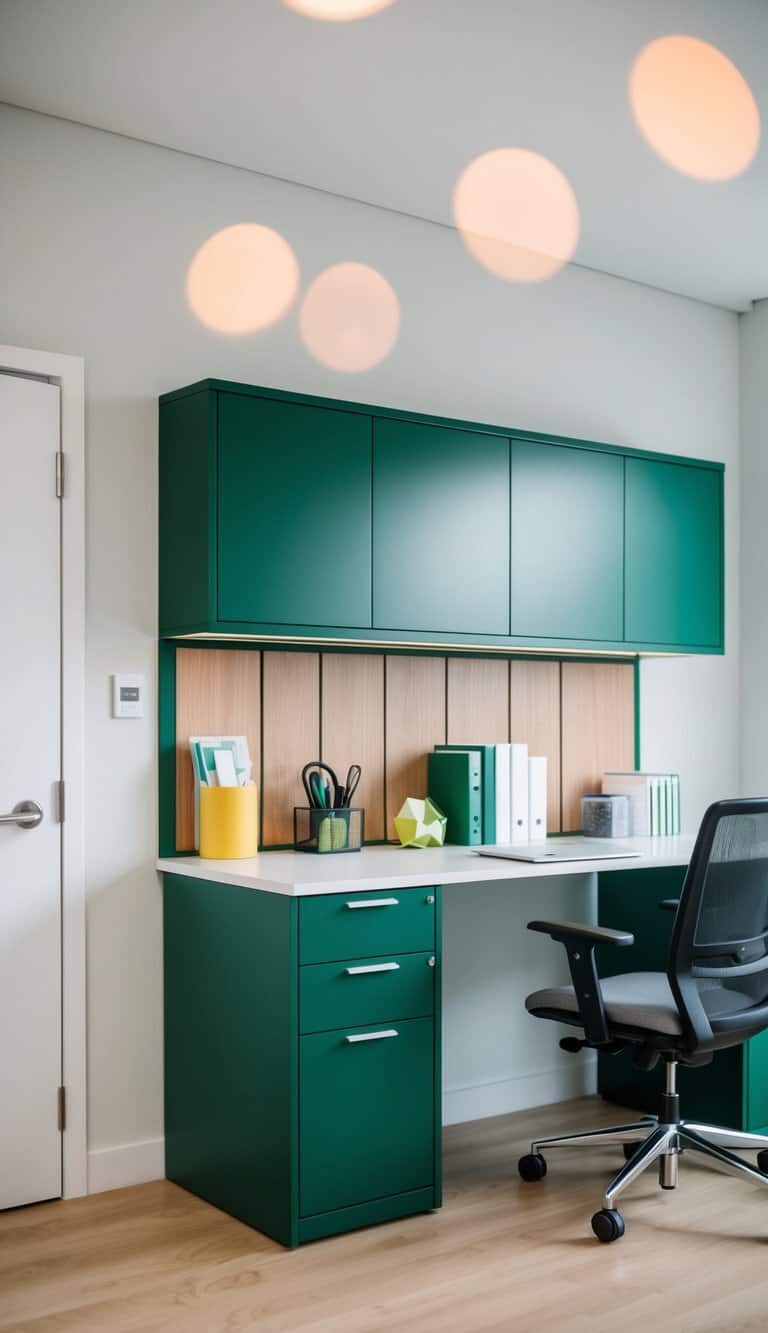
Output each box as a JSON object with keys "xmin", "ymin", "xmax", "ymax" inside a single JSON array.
[
  {"xmin": 622, "ymin": 1143, "xmax": 638, "ymax": 1161},
  {"xmin": 757, "ymin": 1150, "xmax": 768, "ymax": 1175},
  {"xmin": 518, "ymin": 1152, "xmax": 547, "ymax": 1182},
  {"xmin": 591, "ymin": 1208, "xmax": 625, "ymax": 1243}
]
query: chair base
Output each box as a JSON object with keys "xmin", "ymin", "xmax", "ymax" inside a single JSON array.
[{"xmin": 520, "ymin": 1063, "xmax": 768, "ymax": 1239}]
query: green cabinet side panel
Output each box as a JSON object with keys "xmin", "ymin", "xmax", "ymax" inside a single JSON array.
[
  {"xmin": 510, "ymin": 441, "xmax": 623, "ymax": 641},
  {"xmin": 300, "ymin": 1017, "xmax": 435, "ymax": 1216},
  {"xmin": 299, "ymin": 951, "xmax": 435, "ymax": 1034},
  {"xmin": 745, "ymin": 1028, "xmax": 768, "ymax": 1131},
  {"xmin": 597, "ymin": 867, "xmax": 743, "ymax": 1127},
  {"xmin": 164, "ymin": 874, "xmax": 299, "ymax": 1246},
  {"xmin": 299, "ymin": 887, "xmax": 436, "ymax": 964},
  {"xmin": 159, "ymin": 390, "xmax": 217, "ymax": 632},
  {"xmin": 625, "ymin": 458, "xmax": 723, "ymax": 648},
  {"xmin": 372, "ymin": 418, "xmax": 510, "ymax": 635},
  {"xmin": 218, "ymin": 393, "xmax": 372, "ymax": 628}
]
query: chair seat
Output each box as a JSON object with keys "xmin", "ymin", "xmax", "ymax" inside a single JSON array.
[{"xmin": 526, "ymin": 971, "xmax": 752, "ymax": 1037}]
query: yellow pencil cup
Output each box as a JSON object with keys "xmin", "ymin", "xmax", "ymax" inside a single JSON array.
[{"xmin": 199, "ymin": 786, "xmax": 259, "ymax": 859}]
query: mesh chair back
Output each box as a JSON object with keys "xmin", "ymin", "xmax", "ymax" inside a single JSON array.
[{"xmin": 669, "ymin": 800, "xmax": 768, "ymax": 1049}]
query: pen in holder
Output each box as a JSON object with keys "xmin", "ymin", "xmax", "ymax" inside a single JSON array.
[
  {"xmin": 199, "ymin": 785, "xmax": 259, "ymax": 859},
  {"xmin": 294, "ymin": 807, "xmax": 364, "ymax": 854}
]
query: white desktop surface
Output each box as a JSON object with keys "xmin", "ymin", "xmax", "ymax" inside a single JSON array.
[{"xmin": 157, "ymin": 835, "xmax": 695, "ymax": 897}]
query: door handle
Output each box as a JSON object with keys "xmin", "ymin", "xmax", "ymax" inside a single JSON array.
[
  {"xmin": 0, "ymin": 800, "xmax": 43, "ymax": 830},
  {"xmin": 345, "ymin": 898, "xmax": 399, "ymax": 909},
  {"xmin": 345, "ymin": 1029, "xmax": 399, "ymax": 1044},
  {"xmin": 345, "ymin": 962, "xmax": 400, "ymax": 975}
]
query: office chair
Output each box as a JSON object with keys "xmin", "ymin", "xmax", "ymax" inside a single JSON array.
[{"xmin": 519, "ymin": 798, "xmax": 768, "ymax": 1242}]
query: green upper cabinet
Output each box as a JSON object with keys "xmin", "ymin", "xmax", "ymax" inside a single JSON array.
[
  {"xmin": 218, "ymin": 394, "xmax": 372, "ymax": 628},
  {"xmin": 372, "ymin": 418, "xmax": 510, "ymax": 635},
  {"xmin": 625, "ymin": 458, "xmax": 723, "ymax": 649},
  {"xmin": 510, "ymin": 441, "xmax": 623, "ymax": 641},
  {"xmin": 159, "ymin": 380, "xmax": 724, "ymax": 654}
]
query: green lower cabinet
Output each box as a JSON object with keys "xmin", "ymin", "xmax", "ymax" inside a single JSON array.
[
  {"xmin": 597, "ymin": 868, "xmax": 766, "ymax": 1130},
  {"xmin": 300, "ymin": 1018, "xmax": 436, "ymax": 1218},
  {"xmin": 164, "ymin": 875, "xmax": 442, "ymax": 1247}
]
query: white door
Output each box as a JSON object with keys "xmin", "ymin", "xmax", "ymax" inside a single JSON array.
[{"xmin": 0, "ymin": 373, "xmax": 62, "ymax": 1209}]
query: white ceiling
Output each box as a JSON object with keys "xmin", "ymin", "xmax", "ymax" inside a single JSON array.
[{"xmin": 2, "ymin": 0, "xmax": 767, "ymax": 310}]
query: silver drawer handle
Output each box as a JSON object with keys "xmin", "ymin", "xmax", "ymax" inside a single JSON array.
[
  {"xmin": 345, "ymin": 962, "xmax": 400, "ymax": 975},
  {"xmin": 345, "ymin": 1029, "xmax": 399, "ymax": 1044},
  {"xmin": 345, "ymin": 897, "xmax": 399, "ymax": 910}
]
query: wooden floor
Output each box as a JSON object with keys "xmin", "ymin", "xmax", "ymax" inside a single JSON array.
[{"xmin": 3, "ymin": 1096, "xmax": 768, "ymax": 1333}]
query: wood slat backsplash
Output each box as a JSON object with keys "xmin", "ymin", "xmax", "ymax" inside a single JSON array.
[{"xmin": 174, "ymin": 648, "xmax": 635, "ymax": 849}]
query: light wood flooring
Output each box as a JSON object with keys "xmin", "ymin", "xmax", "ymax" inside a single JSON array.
[{"xmin": 3, "ymin": 1096, "xmax": 768, "ymax": 1333}]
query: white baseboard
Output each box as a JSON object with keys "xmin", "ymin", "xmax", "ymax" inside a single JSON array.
[
  {"xmin": 88, "ymin": 1137, "xmax": 165, "ymax": 1194},
  {"xmin": 443, "ymin": 1057, "xmax": 597, "ymax": 1127}
]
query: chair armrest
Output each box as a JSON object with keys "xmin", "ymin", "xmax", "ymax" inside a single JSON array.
[
  {"xmin": 527, "ymin": 920, "xmax": 634, "ymax": 947},
  {"xmin": 659, "ymin": 899, "xmax": 680, "ymax": 912},
  {"xmin": 526, "ymin": 919, "xmax": 633, "ymax": 1046}
]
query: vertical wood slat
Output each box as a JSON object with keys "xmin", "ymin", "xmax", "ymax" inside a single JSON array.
[
  {"xmin": 321, "ymin": 654, "xmax": 385, "ymax": 841},
  {"xmin": 561, "ymin": 661, "xmax": 635, "ymax": 831},
  {"xmin": 509, "ymin": 660, "xmax": 562, "ymax": 834},
  {"xmin": 175, "ymin": 648, "xmax": 261, "ymax": 851},
  {"xmin": 262, "ymin": 651, "xmax": 320, "ymax": 846},
  {"xmin": 446, "ymin": 658, "xmax": 509, "ymax": 743},
  {"xmin": 385, "ymin": 656, "xmax": 447, "ymax": 839}
]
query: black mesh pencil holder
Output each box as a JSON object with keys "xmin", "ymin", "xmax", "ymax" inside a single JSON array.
[{"xmin": 294, "ymin": 807, "xmax": 364, "ymax": 853}]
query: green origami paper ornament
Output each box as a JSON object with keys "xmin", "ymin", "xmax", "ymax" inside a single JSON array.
[{"xmin": 394, "ymin": 797, "xmax": 447, "ymax": 848}]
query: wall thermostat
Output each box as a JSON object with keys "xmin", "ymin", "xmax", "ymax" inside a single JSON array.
[{"xmin": 111, "ymin": 673, "xmax": 145, "ymax": 719}]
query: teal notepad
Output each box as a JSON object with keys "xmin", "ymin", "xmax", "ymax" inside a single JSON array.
[
  {"xmin": 434, "ymin": 744, "xmax": 495, "ymax": 843},
  {"xmin": 428, "ymin": 750, "xmax": 483, "ymax": 846}
]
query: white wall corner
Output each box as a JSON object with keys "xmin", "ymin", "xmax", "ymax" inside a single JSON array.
[{"xmin": 443, "ymin": 1057, "xmax": 597, "ymax": 1128}]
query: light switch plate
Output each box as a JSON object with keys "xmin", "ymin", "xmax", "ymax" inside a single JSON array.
[{"xmin": 111, "ymin": 673, "xmax": 145, "ymax": 719}]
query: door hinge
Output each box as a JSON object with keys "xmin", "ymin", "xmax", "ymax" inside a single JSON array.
[
  {"xmin": 58, "ymin": 1086, "xmax": 66, "ymax": 1132},
  {"xmin": 55, "ymin": 451, "xmax": 64, "ymax": 498},
  {"xmin": 56, "ymin": 779, "xmax": 66, "ymax": 823}
]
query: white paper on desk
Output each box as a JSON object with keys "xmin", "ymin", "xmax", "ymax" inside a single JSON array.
[
  {"xmin": 510, "ymin": 743, "xmax": 529, "ymax": 842},
  {"xmin": 528, "ymin": 755, "xmax": 547, "ymax": 841},
  {"xmin": 214, "ymin": 749, "xmax": 239, "ymax": 787}
]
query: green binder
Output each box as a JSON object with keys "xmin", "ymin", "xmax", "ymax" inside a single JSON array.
[
  {"xmin": 434, "ymin": 744, "xmax": 495, "ymax": 843},
  {"xmin": 428, "ymin": 750, "xmax": 483, "ymax": 846}
]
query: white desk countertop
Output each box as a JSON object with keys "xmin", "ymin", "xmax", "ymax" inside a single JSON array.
[{"xmin": 156, "ymin": 836, "xmax": 695, "ymax": 897}]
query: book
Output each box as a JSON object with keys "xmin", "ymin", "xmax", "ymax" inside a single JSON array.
[
  {"xmin": 528, "ymin": 756, "xmax": 548, "ymax": 841},
  {"xmin": 603, "ymin": 770, "xmax": 682, "ymax": 837},
  {"xmin": 510, "ymin": 743, "xmax": 529, "ymax": 843},
  {"xmin": 494, "ymin": 744, "xmax": 511, "ymax": 844},
  {"xmin": 434, "ymin": 744, "xmax": 496, "ymax": 843},
  {"xmin": 428, "ymin": 749, "xmax": 483, "ymax": 846}
]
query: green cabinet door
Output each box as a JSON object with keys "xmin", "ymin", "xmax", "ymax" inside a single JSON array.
[
  {"xmin": 624, "ymin": 458, "xmax": 723, "ymax": 648},
  {"xmin": 372, "ymin": 418, "xmax": 510, "ymax": 635},
  {"xmin": 300, "ymin": 1017, "xmax": 435, "ymax": 1216},
  {"xmin": 510, "ymin": 441, "xmax": 623, "ymax": 641},
  {"xmin": 218, "ymin": 393, "xmax": 372, "ymax": 628}
]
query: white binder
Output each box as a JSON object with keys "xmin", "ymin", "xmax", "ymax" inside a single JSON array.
[
  {"xmin": 494, "ymin": 743, "xmax": 511, "ymax": 844},
  {"xmin": 510, "ymin": 742, "xmax": 529, "ymax": 842},
  {"xmin": 528, "ymin": 755, "xmax": 548, "ymax": 841}
]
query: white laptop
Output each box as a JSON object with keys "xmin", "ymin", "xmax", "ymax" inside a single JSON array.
[{"xmin": 476, "ymin": 839, "xmax": 641, "ymax": 864}]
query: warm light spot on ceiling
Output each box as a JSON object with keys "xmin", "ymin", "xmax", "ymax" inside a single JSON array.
[
  {"xmin": 629, "ymin": 35, "xmax": 760, "ymax": 180},
  {"xmin": 282, "ymin": 0, "xmax": 396, "ymax": 19},
  {"xmin": 299, "ymin": 262, "xmax": 400, "ymax": 372},
  {"xmin": 452, "ymin": 148, "xmax": 580, "ymax": 283},
  {"xmin": 186, "ymin": 224, "xmax": 299, "ymax": 334}
]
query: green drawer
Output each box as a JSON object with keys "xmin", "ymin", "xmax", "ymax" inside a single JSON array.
[
  {"xmin": 300, "ymin": 1017, "xmax": 435, "ymax": 1217},
  {"xmin": 300, "ymin": 950, "xmax": 435, "ymax": 1034},
  {"xmin": 299, "ymin": 888, "xmax": 436, "ymax": 964}
]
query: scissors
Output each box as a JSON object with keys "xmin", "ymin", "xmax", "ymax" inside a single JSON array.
[
  {"xmin": 302, "ymin": 761, "xmax": 342, "ymax": 809},
  {"xmin": 339, "ymin": 764, "xmax": 362, "ymax": 808}
]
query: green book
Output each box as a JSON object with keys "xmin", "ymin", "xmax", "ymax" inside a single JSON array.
[
  {"xmin": 428, "ymin": 750, "xmax": 483, "ymax": 846},
  {"xmin": 434, "ymin": 744, "xmax": 495, "ymax": 843}
]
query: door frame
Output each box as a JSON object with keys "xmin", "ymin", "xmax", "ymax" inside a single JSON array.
[{"xmin": 0, "ymin": 343, "xmax": 87, "ymax": 1199}]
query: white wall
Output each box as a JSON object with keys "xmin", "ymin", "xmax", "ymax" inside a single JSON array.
[
  {"xmin": 739, "ymin": 301, "xmax": 768, "ymax": 797},
  {"xmin": 0, "ymin": 105, "xmax": 740, "ymax": 1182}
]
